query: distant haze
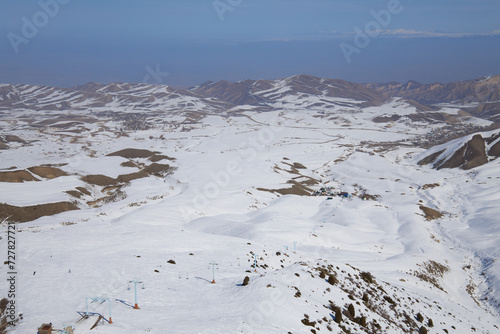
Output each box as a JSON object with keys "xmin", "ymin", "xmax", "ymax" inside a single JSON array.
[{"xmin": 1, "ymin": 0, "xmax": 499, "ymax": 87}]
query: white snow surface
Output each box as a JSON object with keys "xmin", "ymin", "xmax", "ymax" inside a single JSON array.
[{"xmin": 0, "ymin": 97, "xmax": 499, "ymax": 333}]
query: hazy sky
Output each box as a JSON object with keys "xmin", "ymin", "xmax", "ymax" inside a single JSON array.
[{"xmin": 1, "ymin": 0, "xmax": 500, "ymax": 87}]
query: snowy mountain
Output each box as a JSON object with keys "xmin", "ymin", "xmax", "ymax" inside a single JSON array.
[
  {"xmin": 191, "ymin": 74, "xmax": 386, "ymax": 108},
  {"xmin": 365, "ymin": 76, "xmax": 500, "ymax": 105},
  {"xmin": 365, "ymin": 76, "xmax": 500, "ymax": 122},
  {"xmin": 418, "ymin": 130, "xmax": 500, "ymax": 170},
  {"xmin": 0, "ymin": 75, "xmax": 499, "ymax": 333},
  {"xmin": 0, "ymin": 82, "xmax": 227, "ymax": 113}
]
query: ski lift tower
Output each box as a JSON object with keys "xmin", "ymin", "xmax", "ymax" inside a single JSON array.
[
  {"xmin": 209, "ymin": 261, "xmax": 218, "ymax": 284},
  {"xmin": 128, "ymin": 280, "xmax": 144, "ymax": 309},
  {"xmin": 86, "ymin": 297, "xmax": 113, "ymax": 324}
]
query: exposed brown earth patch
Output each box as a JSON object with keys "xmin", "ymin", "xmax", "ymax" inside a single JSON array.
[
  {"xmin": 373, "ymin": 115, "xmax": 401, "ymax": 123},
  {"xmin": 411, "ymin": 260, "xmax": 449, "ymax": 291},
  {"xmin": 421, "ymin": 183, "xmax": 440, "ymax": 190},
  {"xmin": 149, "ymin": 154, "xmax": 175, "ymax": 162},
  {"xmin": 102, "ymin": 185, "xmax": 122, "ymax": 194},
  {"xmin": 106, "ymin": 148, "xmax": 159, "ymax": 159},
  {"xmin": 28, "ymin": 166, "xmax": 68, "ymax": 179},
  {"xmin": 87, "ymin": 189, "xmax": 124, "ymax": 208},
  {"xmin": 81, "ymin": 163, "xmax": 174, "ymax": 186},
  {"xmin": 142, "ymin": 163, "xmax": 175, "ymax": 177},
  {"xmin": 291, "ymin": 162, "xmax": 307, "ymax": 169},
  {"xmin": 0, "ymin": 202, "xmax": 79, "ymax": 223},
  {"xmin": 294, "ymin": 176, "xmax": 320, "ymax": 186},
  {"xmin": 262, "ymin": 160, "xmax": 319, "ymax": 196},
  {"xmin": 65, "ymin": 190, "xmax": 82, "ymax": 198},
  {"xmin": 257, "ymin": 181, "xmax": 313, "ymax": 196},
  {"xmin": 0, "ymin": 170, "xmax": 39, "ymax": 183},
  {"xmin": 0, "ymin": 135, "xmax": 25, "ymax": 143},
  {"xmin": 81, "ymin": 174, "xmax": 120, "ymax": 186},
  {"xmin": 116, "ymin": 171, "xmax": 149, "ymax": 183},
  {"xmin": 419, "ymin": 205, "xmax": 444, "ymax": 221},
  {"xmin": 120, "ymin": 161, "xmax": 139, "ymax": 168},
  {"xmin": 76, "ymin": 186, "xmax": 91, "ymax": 196}
]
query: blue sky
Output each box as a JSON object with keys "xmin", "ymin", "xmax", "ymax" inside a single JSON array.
[{"xmin": 1, "ymin": 0, "xmax": 500, "ymax": 87}]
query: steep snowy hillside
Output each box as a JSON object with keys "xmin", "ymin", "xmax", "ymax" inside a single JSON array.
[
  {"xmin": 365, "ymin": 76, "xmax": 500, "ymax": 123},
  {"xmin": 417, "ymin": 130, "xmax": 500, "ymax": 169},
  {"xmin": 191, "ymin": 74, "xmax": 385, "ymax": 108},
  {"xmin": 0, "ymin": 77, "xmax": 499, "ymax": 333}
]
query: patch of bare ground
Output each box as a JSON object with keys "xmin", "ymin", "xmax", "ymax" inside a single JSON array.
[
  {"xmin": 120, "ymin": 161, "xmax": 138, "ymax": 168},
  {"xmin": 142, "ymin": 163, "xmax": 175, "ymax": 177},
  {"xmin": 293, "ymin": 176, "xmax": 320, "ymax": 186},
  {"xmin": 419, "ymin": 205, "xmax": 444, "ymax": 220},
  {"xmin": 183, "ymin": 111, "xmax": 205, "ymax": 123},
  {"xmin": 421, "ymin": 183, "xmax": 440, "ymax": 190},
  {"xmin": 372, "ymin": 115, "xmax": 401, "ymax": 123},
  {"xmin": 0, "ymin": 170, "xmax": 39, "ymax": 183},
  {"xmin": 81, "ymin": 174, "xmax": 120, "ymax": 186},
  {"xmin": 292, "ymin": 162, "xmax": 307, "ymax": 169},
  {"xmin": 116, "ymin": 171, "xmax": 149, "ymax": 183},
  {"xmin": 360, "ymin": 194, "xmax": 380, "ymax": 201},
  {"xmin": 102, "ymin": 185, "xmax": 122, "ymax": 195},
  {"xmin": 117, "ymin": 163, "xmax": 174, "ymax": 182},
  {"xmin": 28, "ymin": 166, "xmax": 68, "ymax": 179},
  {"xmin": 82, "ymin": 163, "xmax": 174, "ymax": 186},
  {"xmin": 106, "ymin": 148, "xmax": 159, "ymax": 159},
  {"xmin": 149, "ymin": 154, "xmax": 175, "ymax": 162},
  {"xmin": 409, "ymin": 261, "xmax": 449, "ymax": 291},
  {"xmin": 257, "ymin": 181, "xmax": 313, "ymax": 196},
  {"xmin": 65, "ymin": 190, "xmax": 82, "ymax": 198},
  {"xmin": 87, "ymin": 189, "xmax": 125, "ymax": 208},
  {"xmin": 263, "ymin": 161, "xmax": 320, "ymax": 196},
  {"xmin": 281, "ymin": 161, "xmax": 307, "ymax": 174},
  {"xmin": 465, "ymin": 279, "xmax": 483, "ymax": 308},
  {"xmin": 0, "ymin": 135, "xmax": 25, "ymax": 143},
  {"xmin": 76, "ymin": 186, "xmax": 91, "ymax": 196},
  {"xmin": 0, "ymin": 202, "xmax": 78, "ymax": 223}
]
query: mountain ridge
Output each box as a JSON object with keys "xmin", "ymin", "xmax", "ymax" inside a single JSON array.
[
  {"xmin": 2, "ymin": 74, "xmax": 498, "ymax": 120},
  {"xmin": 365, "ymin": 75, "xmax": 500, "ymax": 122}
]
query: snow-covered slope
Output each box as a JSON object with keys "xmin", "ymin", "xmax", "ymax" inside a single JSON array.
[
  {"xmin": 417, "ymin": 130, "xmax": 500, "ymax": 169},
  {"xmin": 0, "ymin": 77, "xmax": 499, "ymax": 333},
  {"xmin": 0, "ymin": 82, "xmax": 226, "ymax": 114}
]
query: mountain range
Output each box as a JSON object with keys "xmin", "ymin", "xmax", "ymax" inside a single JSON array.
[
  {"xmin": 0, "ymin": 74, "xmax": 499, "ymax": 333},
  {"xmin": 1, "ymin": 74, "xmax": 499, "ymax": 121}
]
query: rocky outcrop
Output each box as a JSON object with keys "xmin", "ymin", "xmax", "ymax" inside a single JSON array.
[{"xmin": 418, "ymin": 131, "xmax": 500, "ymax": 170}]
